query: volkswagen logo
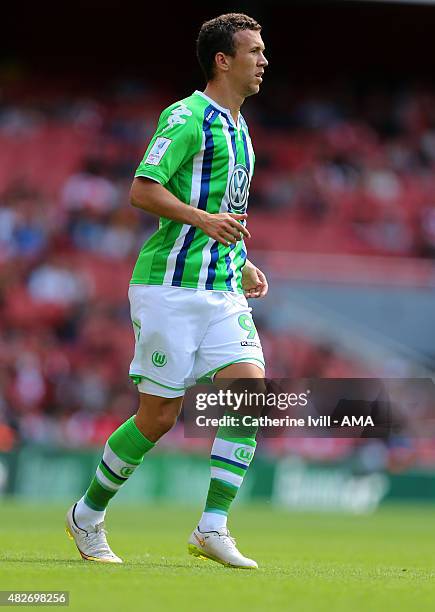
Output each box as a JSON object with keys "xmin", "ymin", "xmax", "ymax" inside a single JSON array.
[{"xmin": 229, "ymin": 164, "xmax": 250, "ymax": 214}]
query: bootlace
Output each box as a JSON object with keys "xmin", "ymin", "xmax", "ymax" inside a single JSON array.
[
  {"xmin": 218, "ymin": 529, "xmax": 237, "ymax": 550},
  {"xmin": 85, "ymin": 522, "xmax": 113, "ymax": 556}
]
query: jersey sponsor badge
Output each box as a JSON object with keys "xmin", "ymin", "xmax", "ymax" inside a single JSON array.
[
  {"xmin": 229, "ymin": 164, "xmax": 250, "ymax": 213},
  {"xmin": 145, "ymin": 137, "xmax": 172, "ymax": 165}
]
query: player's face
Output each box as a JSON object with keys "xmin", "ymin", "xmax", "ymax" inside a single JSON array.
[{"xmin": 228, "ymin": 30, "xmax": 268, "ymax": 97}]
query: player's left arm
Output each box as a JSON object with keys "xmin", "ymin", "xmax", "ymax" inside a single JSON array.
[{"xmin": 242, "ymin": 259, "xmax": 268, "ymax": 299}]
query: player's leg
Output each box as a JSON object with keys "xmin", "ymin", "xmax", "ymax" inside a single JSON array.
[
  {"xmin": 188, "ymin": 362, "xmax": 264, "ymax": 569},
  {"xmin": 75, "ymin": 392, "xmax": 183, "ymax": 523},
  {"xmin": 135, "ymin": 391, "xmax": 184, "ymax": 441},
  {"xmin": 66, "ymin": 285, "xmax": 201, "ymax": 563},
  {"xmin": 199, "ymin": 362, "xmax": 264, "ymax": 532},
  {"xmin": 188, "ymin": 291, "xmax": 265, "ymax": 568},
  {"xmin": 66, "ymin": 392, "xmax": 183, "ymax": 563}
]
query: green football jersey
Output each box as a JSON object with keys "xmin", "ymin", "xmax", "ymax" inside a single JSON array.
[{"xmin": 131, "ymin": 90, "xmax": 255, "ymax": 293}]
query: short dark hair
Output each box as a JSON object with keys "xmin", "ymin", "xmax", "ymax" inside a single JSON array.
[{"xmin": 197, "ymin": 13, "xmax": 261, "ymax": 81}]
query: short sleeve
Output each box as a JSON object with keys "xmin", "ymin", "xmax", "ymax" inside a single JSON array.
[{"xmin": 135, "ymin": 102, "xmax": 201, "ymax": 185}]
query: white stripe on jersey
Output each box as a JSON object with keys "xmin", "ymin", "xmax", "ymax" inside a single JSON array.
[
  {"xmin": 238, "ymin": 122, "xmax": 252, "ymax": 288},
  {"xmin": 245, "ymin": 126, "xmax": 255, "ymax": 180},
  {"xmin": 219, "ymin": 114, "xmax": 235, "ymax": 213},
  {"xmin": 163, "ymin": 131, "xmax": 205, "ymax": 285},
  {"xmin": 218, "ymin": 113, "xmax": 239, "ymax": 292},
  {"xmin": 197, "ymin": 114, "xmax": 238, "ymax": 290},
  {"xmin": 197, "ymin": 236, "xmax": 215, "ymax": 289}
]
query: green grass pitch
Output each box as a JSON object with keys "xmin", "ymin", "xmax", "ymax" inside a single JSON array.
[{"xmin": 1, "ymin": 501, "xmax": 435, "ymax": 611}]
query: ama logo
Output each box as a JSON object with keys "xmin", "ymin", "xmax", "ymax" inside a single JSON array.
[{"xmin": 229, "ymin": 164, "xmax": 250, "ymax": 214}]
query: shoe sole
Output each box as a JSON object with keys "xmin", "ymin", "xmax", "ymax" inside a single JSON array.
[
  {"xmin": 65, "ymin": 525, "xmax": 122, "ymax": 564},
  {"xmin": 188, "ymin": 544, "xmax": 257, "ymax": 569}
]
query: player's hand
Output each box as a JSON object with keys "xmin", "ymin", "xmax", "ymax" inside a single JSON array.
[
  {"xmin": 196, "ymin": 211, "xmax": 251, "ymax": 246},
  {"xmin": 242, "ymin": 262, "xmax": 268, "ymax": 299}
]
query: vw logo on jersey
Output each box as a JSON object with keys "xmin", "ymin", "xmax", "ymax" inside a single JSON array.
[{"xmin": 229, "ymin": 164, "xmax": 250, "ymax": 214}]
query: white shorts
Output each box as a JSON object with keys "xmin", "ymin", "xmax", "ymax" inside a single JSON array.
[{"xmin": 128, "ymin": 285, "xmax": 265, "ymax": 398}]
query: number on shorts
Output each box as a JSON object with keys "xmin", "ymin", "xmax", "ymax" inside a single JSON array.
[{"xmin": 238, "ymin": 314, "xmax": 257, "ymax": 340}]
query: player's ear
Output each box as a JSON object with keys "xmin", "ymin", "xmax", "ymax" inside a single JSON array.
[{"xmin": 214, "ymin": 51, "xmax": 230, "ymax": 73}]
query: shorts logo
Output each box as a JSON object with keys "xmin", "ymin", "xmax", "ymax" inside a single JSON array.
[
  {"xmin": 229, "ymin": 164, "xmax": 250, "ymax": 214},
  {"xmin": 120, "ymin": 466, "xmax": 135, "ymax": 477},
  {"xmin": 240, "ymin": 340, "xmax": 260, "ymax": 348},
  {"xmin": 152, "ymin": 351, "xmax": 167, "ymax": 367},
  {"xmin": 234, "ymin": 447, "xmax": 254, "ymax": 463}
]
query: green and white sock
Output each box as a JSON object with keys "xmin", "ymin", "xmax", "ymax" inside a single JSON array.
[
  {"xmin": 199, "ymin": 433, "xmax": 256, "ymax": 532},
  {"xmin": 75, "ymin": 416, "xmax": 154, "ymax": 528}
]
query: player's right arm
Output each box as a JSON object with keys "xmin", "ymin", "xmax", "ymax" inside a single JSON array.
[
  {"xmin": 130, "ymin": 103, "xmax": 250, "ymax": 246},
  {"xmin": 130, "ymin": 179, "xmax": 250, "ymax": 246}
]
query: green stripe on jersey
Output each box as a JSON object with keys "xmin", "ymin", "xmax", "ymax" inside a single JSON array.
[{"xmin": 131, "ymin": 90, "xmax": 255, "ymax": 293}]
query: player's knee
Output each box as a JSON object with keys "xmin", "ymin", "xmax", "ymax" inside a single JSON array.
[
  {"xmin": 153, "ymin": 406, "xmax": 179, "ymax": 435},
  {"xmin": 135, "ymin": 395, "xmax": 181, "ymax": 440}
]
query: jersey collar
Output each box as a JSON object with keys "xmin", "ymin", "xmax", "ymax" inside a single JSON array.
[{"xmin": 193, "ymin": 90, "xmax": 240, "ymax": 129}]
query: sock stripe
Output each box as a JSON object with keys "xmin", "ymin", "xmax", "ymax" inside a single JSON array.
[
  {"xmin": 210, "ymin": 458, "xmax": 246, "ymax": 476},
  {"xmin": 105, "ymin": 441, "xmax": 142, "ymax": 472},
  {"xmin": 211, "ymin": 477, "xmax": 239, "ymax": 492},
  {"xmin": 202, "ymin": 430, "xmax": 257, "ymax": 527},
  {"xmin": 82, "ymin": 416, "xmax": 155, "ymax": 515},
  {"xmin": 210, "ymin": 467, "xmax": 243, "ymax": 487},
  {"xmin": 218, "ymin": 436, "xmax": 257, "ymax": 447},
  {"xmin": 101, "ymin": 459, "xmax": 128, "ymax": 482},
  {"xmin": 96, "ymin": 467, "xmax": 121, "ymax": 492},
  {"xmin": 210, "ymin": 454, "xmax": 248, "ymax": 470},
  {"xmin": 99, "ymin": 460, "xmax": 128, "ymax": 485},
  {"xmin": 211, "ymin": 438, "xmax": 256, "ymax": 467}
]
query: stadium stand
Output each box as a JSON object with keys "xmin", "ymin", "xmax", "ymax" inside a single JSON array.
[{"xmin": 1, "ymin": 79, "xmax": 434, "ymax": 462}]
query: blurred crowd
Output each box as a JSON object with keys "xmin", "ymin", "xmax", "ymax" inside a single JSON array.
[
  {"xmin": 1, "ymin": 78, "xmax": 434, "ymax": 458},
  {"xmin": 250, "ymin": 83, "xmax": 435, "ymax": 254}
]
